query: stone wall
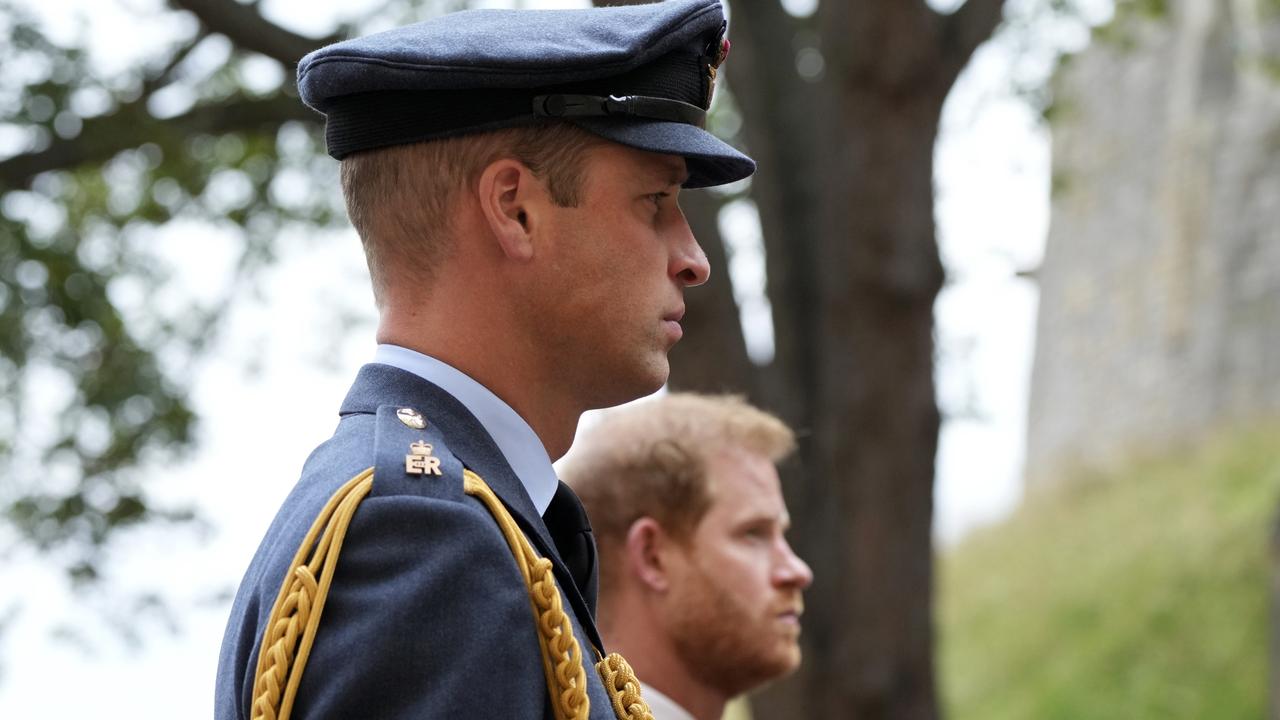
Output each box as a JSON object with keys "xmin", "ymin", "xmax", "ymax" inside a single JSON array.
[{"xmin": 1026, "ymin": 0, "xmax": 1280, "ymax": 487}]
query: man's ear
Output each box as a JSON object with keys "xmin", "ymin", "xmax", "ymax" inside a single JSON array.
[
  {"xmin": 476, "ymin": 158, "xmax": 543, "ymax": 261},
  {"xmin": 624, "ymin": 517, "xmax": 674, "ymax": 593}
]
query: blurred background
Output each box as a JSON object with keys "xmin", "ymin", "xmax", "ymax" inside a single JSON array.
[{"xmin": 1, "ymin": 0, "xmax": 1277, "ymax": 717}]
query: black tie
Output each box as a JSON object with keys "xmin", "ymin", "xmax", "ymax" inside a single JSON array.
[{"xmin": 542, "ymin": 481, "xmax": 599, "ymax": 617}]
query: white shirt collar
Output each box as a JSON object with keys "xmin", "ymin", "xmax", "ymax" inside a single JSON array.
[
  {"xmin": 640, "ymin": 683, "xmax": 696, "ymax": 720},
  {"xmin": 373, "ymin": 344, "xmax": 559, "ymax": 515}
]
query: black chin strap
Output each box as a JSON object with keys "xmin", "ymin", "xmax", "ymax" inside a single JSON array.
[{"xmin": 533, "ymin": 93, "xmax": 706, "ymax": 128}]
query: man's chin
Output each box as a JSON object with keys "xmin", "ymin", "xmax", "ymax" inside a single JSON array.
[
  {"xmin": 760, "ymin": 640, "xmax": 804, "ymax": 680},
  {"xmin": 783, "ymin": 644, "xmax": 803, "ymax": 673},
  {"xmin": 721, "ymin": 647, "xmax": 803, "ymax": 696},
  {"xmin": 614, "ymin": 358, "xmax": 669, "ymax": 403},
  {"xmin": 586, "ymin": 373, "xmax": 667, "ymax": 411}
]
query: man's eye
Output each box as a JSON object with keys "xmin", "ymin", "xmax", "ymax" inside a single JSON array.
[{"xmin": 649, "ymin": 192, "xmax": 669, "ymax": 207}]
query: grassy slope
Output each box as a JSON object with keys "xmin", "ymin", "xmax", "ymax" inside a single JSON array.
[{"xmin": 940, "ymin": 426, "xmax": 1280, "ymax": 719}]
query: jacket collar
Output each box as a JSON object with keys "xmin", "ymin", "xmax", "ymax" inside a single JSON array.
[{"xmin": 339, "ymin": 363, "xmax": 603, "ymax": 649}]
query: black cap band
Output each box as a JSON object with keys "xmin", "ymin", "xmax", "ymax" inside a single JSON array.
[
  {"xmin": 532, "ymin": 94, "xmax": 706, "ymax": 128},
  {"xmin": 323, "ymin": 50, "xmax": 709, "ymax": 160}
]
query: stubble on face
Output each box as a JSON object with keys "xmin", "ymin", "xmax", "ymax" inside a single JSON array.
[
  {"xmin": 525, "ymin": 144, "xmax": 693, "ymax": 409},
  {"xmin": 664, "ymin": 543, "xmax": 804, "ymax": 697},
  {"xmin": 660, "ymin": 450, "xmax": 808, "ymax": 697}
]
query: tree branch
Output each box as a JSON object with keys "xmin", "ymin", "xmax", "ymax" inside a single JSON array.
[
  {"xmin": 167, "ymin": 0, "xmax": 340, "ymax": 67},
  {"xmin": 939, "ymin": 0, "xmax": 1008, "ymax": 81},
  {"xmin": 142, "ymin": 29, "xmax": 214, "ymax": 96},
  {"xmin": 0, "ymin": 94, "xmax": 318, "ymax": 189}
]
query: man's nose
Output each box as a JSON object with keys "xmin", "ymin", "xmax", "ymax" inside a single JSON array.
[
  {"xmin": 775, "ymin": 541, "xmax": 814, "ymax": 590},
  {"xmin": 669, "ymin": 215, "xmax": 710, "ymax": 287}
]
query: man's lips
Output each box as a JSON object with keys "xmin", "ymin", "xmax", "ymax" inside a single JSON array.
[
  {"xmin": 776, "ymin": 600, "xmax": 804, "ymax": 626},
  {"xmin": 662, "ymin": 308, "xmax": 685, "ymax": 340}
]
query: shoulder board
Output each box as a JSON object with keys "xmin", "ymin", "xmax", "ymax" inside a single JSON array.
[{"xmin": 370, "ymin": 404, "xmax": 467, "ymax": 502}]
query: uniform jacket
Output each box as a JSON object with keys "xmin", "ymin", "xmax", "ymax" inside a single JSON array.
[{"xmin": 215, "ymin": 363, "xmax": 611, "ymax": 719}]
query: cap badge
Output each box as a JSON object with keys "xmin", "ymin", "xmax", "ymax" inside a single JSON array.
[
  {"xmin": 715, "ymin": 37, "xmax": 731, "ymax": 67},
  {"xmin": 405, "ymin": 441, "xmax": 443, "ymax": 477},
  {"xmin": 706, "ymin": 37, "xmax": 731, "ymax": 106},
  {"xmin": 396, "ymin": 407, "xmax": 426, "ymax": 429}
]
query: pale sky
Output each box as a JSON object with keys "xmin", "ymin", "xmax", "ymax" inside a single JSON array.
[{"xmin": 0, "ymin": 0, "xmax": 1107, "ymax": 715}]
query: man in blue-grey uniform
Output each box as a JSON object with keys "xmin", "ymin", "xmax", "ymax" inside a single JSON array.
[{"xmin": 214, "ymin": 1, "xmax": 753, "ymax": 719}]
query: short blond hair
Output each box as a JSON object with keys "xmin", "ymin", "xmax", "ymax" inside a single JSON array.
[
  {"xmin": 340, "ymin": 121, "xmax": 605, "ymax": 304},
  {"xmin": 562, "ymin": 393, "xmax": 795, "ymax": 553}
]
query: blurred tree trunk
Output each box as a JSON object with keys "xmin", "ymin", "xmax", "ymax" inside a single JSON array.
[{"xmin": 665, "ymin": 1, "xmax": 1005, "ymax": 718}]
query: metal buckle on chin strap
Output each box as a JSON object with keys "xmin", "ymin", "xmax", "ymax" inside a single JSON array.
[{"xmin": 532, "ymin": 93, "xmax": 706, "ymax": 128}]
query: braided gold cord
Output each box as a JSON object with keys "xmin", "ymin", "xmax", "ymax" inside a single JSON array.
[
  {"xmin": 248, "ymin": 464, "xmax": 653, "ymax": 720},
  {"xmin": 463, "ymin": 470, "xmax": 656, "ymax": 720},
  {"xmin": 464, "ymin": 470, "xmax": 591, "ymax": 720},
  {"xmin": 251, "ymin": 468, "xmax": 375, "ymax": 720},
  {"xmin": 597, "ymin": 653, "xmax": 656, "ymax": 720}
]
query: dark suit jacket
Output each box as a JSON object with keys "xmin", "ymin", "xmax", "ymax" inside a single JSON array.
[{"xmin": 215, "ymin": 364, "xmax": 611, "ymax": 719}]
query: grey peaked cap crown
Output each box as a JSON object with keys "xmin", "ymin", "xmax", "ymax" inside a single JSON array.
[{"xmin": 296, "ymin": 0, "xmax": 754, "ymax": 188}]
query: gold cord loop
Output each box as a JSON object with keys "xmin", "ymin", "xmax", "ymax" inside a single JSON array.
[
  {"xmin": 597, "ymin": 653, "xmax": 656, "ymax": 720},
  {"xmin": 251, "ymin": 467, "xmax": 375, "ymax": 720},
  {"xmin": 462, "ymin": 469, "xmax": 655, "ymax": 720},
  {"xmin": 464, "ymin": 470, "xmax": 591, "ymax": 720}
]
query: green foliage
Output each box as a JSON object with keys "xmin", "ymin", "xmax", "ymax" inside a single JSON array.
[
  {"xmin": 1039, "ymin": 69, "xmax": 1076, "ymax": 128},
  {"xmin": 939, "ymin": 426, "xmax": 1280, "ymax": 719},
  {"xmin": 1262, "ymin": 57, "xmax": 1280, "ymax": 85},
  {"xmin": 0, "ymin": 0, "xmax": 337, "ymax": 591},
  {"xmin": 1127, "ymin": 0, "xmax": 1168, "ymax": 20},
  {"xmin": 1093, "ymin": 0, "xmax": 1171, "ymax": 50},
  {"xmin": 1049, "ymin": 169, "xmax": 1072, "ymax": 197},
  {"xmin": 1258, "ymin": 4, "xmax": 1280, "ymax": 89},
  {"xmin": 993, "ymin": 0, "xmax": 1111, "ymax": 124}
]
